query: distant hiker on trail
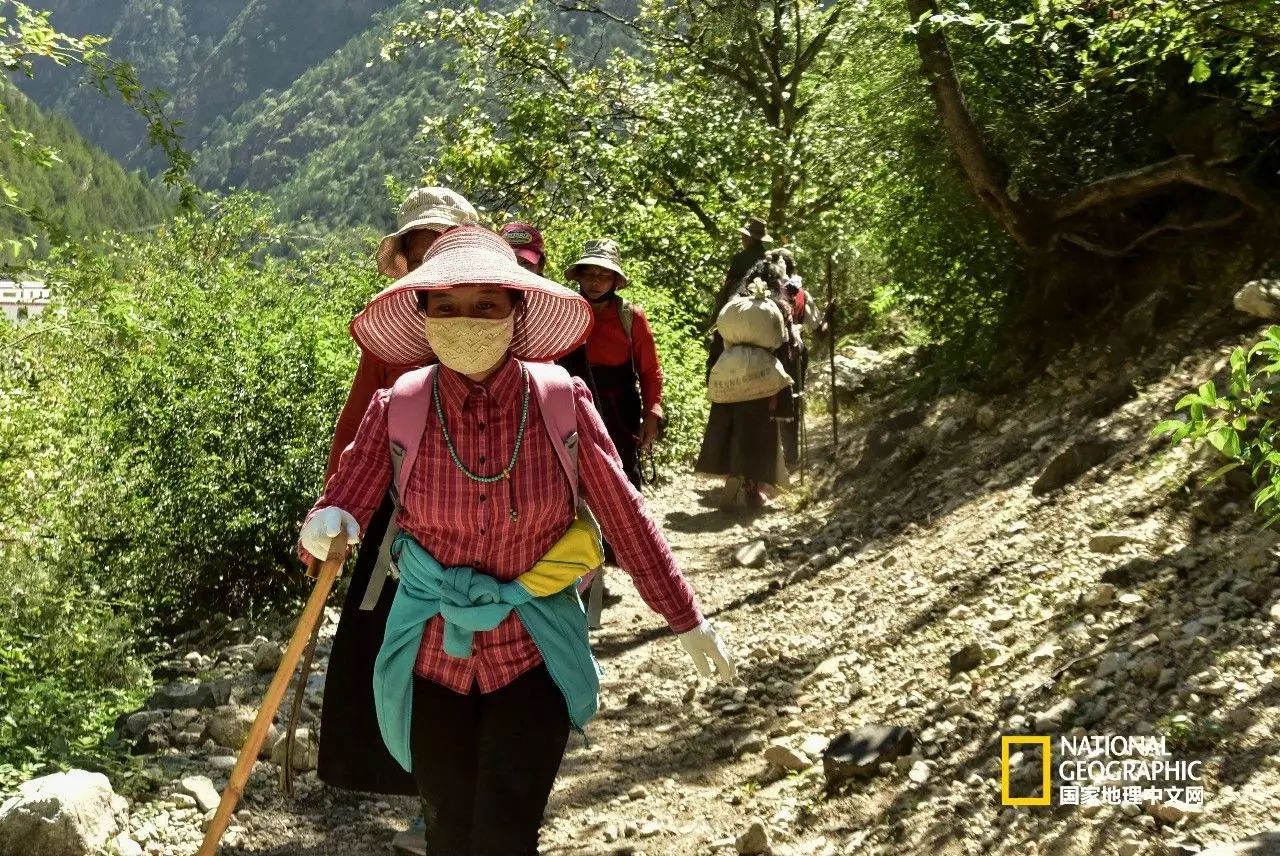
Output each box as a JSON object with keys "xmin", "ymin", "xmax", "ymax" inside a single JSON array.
[
  {"xmin": 299, "ymin": 226, "xmax": 735, "ymax": 854},
  {"xmin": 708, "ymin": 215, "xmax": 773, "ymax": 328},
  {"xmin": 697, "ymin": 254, "xmax": 800, "ymax": 509},
  {"xmin": 501, "ymin": 221, "xmax": 597, "ymax": 400},
  {"xmin": 564, "ymin": 238, "xmax": 663, "ymax": 491},
  {"xmin": 318, "ymin": 186, "xmax": 477, "ymax": 856}
]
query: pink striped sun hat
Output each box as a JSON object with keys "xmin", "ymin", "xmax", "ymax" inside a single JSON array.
[{"xmin": 351, "ymin": 225, "xmax": 594, "ymax": 366}]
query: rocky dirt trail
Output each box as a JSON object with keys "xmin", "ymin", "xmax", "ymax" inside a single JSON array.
[{"xmin": 63, "ymin": 307, "xmax": 1280, "ymax": 856}]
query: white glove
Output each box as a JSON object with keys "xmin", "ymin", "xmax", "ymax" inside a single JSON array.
[
  {"xmin": 300, "ymin": 506, "xmax": 360, "ymax": 560},
  {"xmin": 678, "ymin": 620, "xmax": 737, "ymax": 681}
]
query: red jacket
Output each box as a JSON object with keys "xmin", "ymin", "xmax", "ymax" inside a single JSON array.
[
  {"xmin": 324, "ymin": 349, "xmax": 416, "ymax": 484},
  {"xmin": 584, "ymin": 301, "xmax": 664, "ymax": 420}
]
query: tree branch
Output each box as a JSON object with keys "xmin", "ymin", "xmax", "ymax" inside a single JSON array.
[
  {"xmin": 1051, "ymin": 154, "xmax": 1275, "ymax": 222},
  {"xmin": 1059, "ymin": 208, "xmax": 1247, "ymax": 257}
]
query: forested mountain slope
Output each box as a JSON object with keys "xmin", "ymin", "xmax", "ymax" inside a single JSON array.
[
  {"xmin": 19, "ymin": 0, "xmax": 399, "ymax": 168},
  {"xmin": 191, "ymin": 4, "xmax": 451, "ymax": 233},
  {"xmin": 0, "ymin": 84, "xmax": 168, "ymax": 258}
]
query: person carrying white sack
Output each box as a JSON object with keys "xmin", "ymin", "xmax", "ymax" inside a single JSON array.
[
  {"xmin": 696, "ymin": 255, "xmax": 799, "ymax": 509},
  {"xmin": 300, "ymin": 226, "xmax": 735, "ymax": 855}
]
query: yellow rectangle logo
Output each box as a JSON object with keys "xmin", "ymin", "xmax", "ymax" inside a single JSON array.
[{"xmin": 1001, "ymin": 736, "xmax": 1051, "ymax": 806}]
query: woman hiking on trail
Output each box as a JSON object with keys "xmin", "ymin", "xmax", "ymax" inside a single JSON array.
[
  {"xmin": 697, "ymin": 255, "xmax": 799, "ymax": 509},
  {"xmin": 317, "ymin": 186, "xmax": 477, "ymax": 856},
  {"xmin": 299, "ymin": 226, "xmax": 736, "ymax": 854},
  {"xmin": 563, "ymin": 238, "xmax": 663, "ymax": 490},
  {"xmin": 500, "ymin": 221, "xmax": 598, "ymax": 401}
]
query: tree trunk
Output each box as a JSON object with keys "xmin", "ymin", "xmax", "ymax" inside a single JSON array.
[{"xmin": 905, "ymin": 0, "xmax": 1042, "ymax": 250}]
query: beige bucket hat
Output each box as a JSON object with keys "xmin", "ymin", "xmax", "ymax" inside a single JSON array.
[
  {"xmin": 563, "ymin": 238, "xmax": 629, "ymax": 288},
  {"xmin": 376, "ymin": 187, "xmax": 479, "ymax": 278}
]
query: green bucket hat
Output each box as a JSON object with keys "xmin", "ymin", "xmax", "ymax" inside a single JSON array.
[{"xmin": 564, "ymin": 238, "xmax": 629, "ymax": 288}]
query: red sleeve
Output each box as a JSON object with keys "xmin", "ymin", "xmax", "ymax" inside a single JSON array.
[
  {"xmin": 629, "ymin": 307, "xmax": 664, "ymax": 420},
  {"xmin": 302, "ymin": 389, "xmax": 394, "ymax": 564},
  {"xmin": 573, "ymin": 377, "xmax": 701, "ymax": 632},
  {"xmin": 325, "ymin": 350, "xmax": 407, "ymax": 483}
]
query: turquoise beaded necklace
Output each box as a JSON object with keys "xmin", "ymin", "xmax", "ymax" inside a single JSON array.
[{"xmin": 432, "ymin": 363, "xmax": 531, "ymax": 522}]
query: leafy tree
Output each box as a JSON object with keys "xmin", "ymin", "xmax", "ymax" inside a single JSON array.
[
  {"xmin": 905, "ymin": 0, "xmax": 1280, "ymax": 329},
  {"xmin": 0, "ymin": 1, "xmax": 192, "ymax": 258}
]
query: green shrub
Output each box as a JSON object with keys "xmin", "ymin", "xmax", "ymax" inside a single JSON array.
[
  {"xmin": 1154, "ymin": 328, "xmax": 1280, "ymax": 525},
  {"xmin": 0, "ymin": 195, "xmax": 376, "ymax": 782}
]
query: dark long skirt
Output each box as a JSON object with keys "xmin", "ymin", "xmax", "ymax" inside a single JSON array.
[
  {"xmin": 695, "ymin": 395, "xmax": 788, "ymax": 487},
  {"xmin": 317, "ymin": 495, "xmax": 418, "ymax": 796}
]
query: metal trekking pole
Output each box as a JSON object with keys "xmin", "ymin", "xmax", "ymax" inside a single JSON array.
[
  {"xmin": 196, "ymin": 532, "xmax": 349, "ymax": 856},
  {"xmin": 826, "ymin": 254, "xmax": 839, "ymax": 449}
]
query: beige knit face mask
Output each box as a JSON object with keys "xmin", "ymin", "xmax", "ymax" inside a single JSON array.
[{"xmin": 424, "ymin": 314, "xmax": 515, "ymax": 376}]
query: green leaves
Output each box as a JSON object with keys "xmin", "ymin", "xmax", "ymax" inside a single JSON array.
[{"xmin": 1156, "ymin": 327, "xmax": 1280, "ymax": 529}]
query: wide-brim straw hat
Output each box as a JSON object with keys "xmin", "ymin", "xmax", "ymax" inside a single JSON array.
[
  {"xmin": 375, "ymin": 186, "xmax": 479, "ymax": 278},
  {"xmin": 352, "ymin": 226, "xmax": 594, "ymax": 366},
  {"xmin": 563, "ymin": 237, "xmax": 629, "ymax": 288}
]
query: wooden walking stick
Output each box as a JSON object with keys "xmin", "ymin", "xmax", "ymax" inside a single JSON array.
[{"xmin": 196, "ymin": 532, "xmax": 348, "ymax": 856}]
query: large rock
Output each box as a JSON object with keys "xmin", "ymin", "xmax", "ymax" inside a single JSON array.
[
  {"xmin": 1089, "ymin": 532, "xmax": 1137, "ymax": 553},
  {"xmin": 146, "ymin": 679, "xmax": 230, "ymax": 711},
  {"xmin": 1199, "ymin": 831, "xmax": 1280, "ymax": 855},
  {"xmin": 207, "ymin": 705, "xmax": 256, "ymax": 751},
  {"xmin": 252, "ymin": 641, "xmax": 284, "ymax": 673},
  {"xmin": 763, "ymin": 743, "xmax": 812, "ymax": 772},
  {"xmin": 123, "ymin": 710, "xmax": 164, "ymax": 738},
  {"xmin": 1032, "ymin": 441, "xmax": 1120, "ymax": 496},
  {"xmin": 949, "ymin": 643, "xmax": 986, "ymax": 675},
  {"xmin": 1235, "ymin": 280, "xmax": 1280, "ymax": 320},
  {"xmin": 831, "ymin": 348, "xmax": 888, "ymax": 397},
  {"xmin": 0, "ymin": 770, "xmax": 128, "ymax": 856},
  {"xmin": 822, "ymin": 725, "xmax": 915, "ymax": 787}
]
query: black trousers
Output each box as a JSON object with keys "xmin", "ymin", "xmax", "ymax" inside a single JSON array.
[
  {"xmin": 590, "ymin": 363, "xmax": 643, "ymax": 491},
  {"xmin": 410, "ymin": 666, "xmax": 570, "ymax": 855}
]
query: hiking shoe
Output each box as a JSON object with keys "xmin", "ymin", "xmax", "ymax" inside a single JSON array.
[{"xmin": 391, "ymin": 815, "xmax": 427, "ymax": 856}]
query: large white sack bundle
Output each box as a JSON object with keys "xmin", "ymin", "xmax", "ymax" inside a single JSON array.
[
  {"xmin": 708, "ymin": 344, "xmax": 793, "ymax": 404},
  {"xmin": 716, "ymin": 284, "xmax": 786, "ymax": 350}
]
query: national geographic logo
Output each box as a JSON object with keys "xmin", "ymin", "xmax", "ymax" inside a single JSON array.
[{"xmin": 1001, "ymin": 736, "xmax": 1051, "ymax": 806}]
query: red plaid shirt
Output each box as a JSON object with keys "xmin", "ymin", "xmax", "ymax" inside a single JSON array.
[{"xmin": 308, "ymin": 357, "xmax": 702, "ymax": 694}]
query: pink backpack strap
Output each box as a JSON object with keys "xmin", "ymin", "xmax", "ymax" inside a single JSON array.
[
  {"xmin": 359, "ymin": 365, "xmax": 436, "ymax": 611},
  {"xmin": 524, "ymin": 361, "xmax": 580, "ymax": 509},
  {"xmin": 387, "ymin": 365, "xmax": 437, "ymax": 502}
]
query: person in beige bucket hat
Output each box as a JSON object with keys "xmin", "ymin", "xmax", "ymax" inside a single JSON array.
[{"xmin": 375, "ymin": 186, "xmax": 479, "ymax": 279}]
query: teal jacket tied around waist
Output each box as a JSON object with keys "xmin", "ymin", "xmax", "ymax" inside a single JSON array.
[{"xmin": 374, "ymin": 533, "xmax": 601, "ymax": 771}]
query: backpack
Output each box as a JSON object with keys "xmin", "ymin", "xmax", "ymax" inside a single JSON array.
[{"xmin": 357, "ymin": 361, "xmax": 606, "ymax": 623}]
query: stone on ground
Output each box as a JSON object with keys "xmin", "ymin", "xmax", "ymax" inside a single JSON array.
[
  {"xmin": 764, "ymin": 742, "xmax": 812, "ymax": 772},
  {"xmin": 272, "ymin": 727, "xmax": 319, "ymax": 771},
  {"xmin": 735, "ymin": 539, "xmax": 768, "ymax": 568},
  {"xmin": 736, "ymin": 817, "xmax": 771, "ymax": 855},
  {"xmin": 0, "ymin": 770, "xmax": 128, "ymax": 856},
  {"xmin": 821, "ymin": 725, "xmax": 914, "ymax": 787},
  {"xmin": 179, "ymin": 775, "xmax": 221, "ymax": 814}
]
